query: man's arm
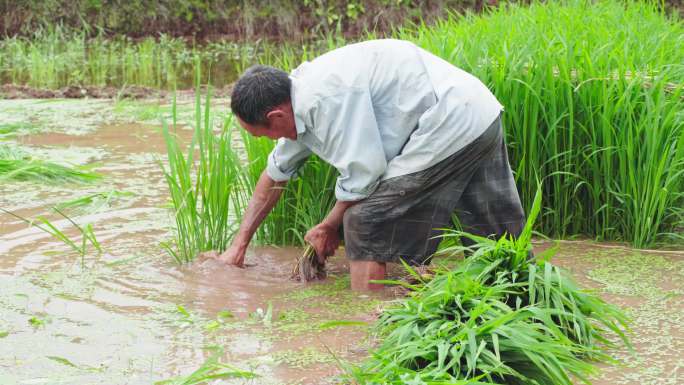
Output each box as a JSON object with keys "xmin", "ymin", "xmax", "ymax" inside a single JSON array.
[
  {"xmin": 218, "ymin": 169, "xmax": 286, "ymax": 266},
  {"xmin": 321, "ymin": 200, "xmax": 356, "ymax": 229}
]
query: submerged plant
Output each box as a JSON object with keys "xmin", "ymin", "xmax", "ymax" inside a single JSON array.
[
  {"xmin": 352, "ymin": 186, "xmax": 631, "ymax": 385},
  {"xmin": 55, "ymin": 190, "xmax": 134, "ymax": 214},
  {"xmin": 0, "ymin": 144, "xmax": 101, "ymax": 184},
  {"xmin": 154, "ymin": 346, "xmax": 256, "ymax": 385},
  {"xmin": 0, "ymin": 207, "xmax": 102, "ymax": 267}
]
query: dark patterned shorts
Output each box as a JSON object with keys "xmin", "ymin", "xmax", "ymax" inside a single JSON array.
[{"xmin": 343, "ymin": 114, "xmax": 526, "ymax": 265}]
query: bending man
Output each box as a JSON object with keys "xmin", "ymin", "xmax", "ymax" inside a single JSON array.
[{"xmin": 218, "ymin": 39, "xmax": 526, "ymax": 291}]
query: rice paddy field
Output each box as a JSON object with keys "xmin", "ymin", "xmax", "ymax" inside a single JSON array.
[{"xmin": 1, "ymin": 1, "xmax": 683, "ymax": 384}]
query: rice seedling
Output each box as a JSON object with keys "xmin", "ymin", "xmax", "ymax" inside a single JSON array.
[
  {"xmin": 291, "ymin": 244, "xmax": 326, "ymax": 281},
  {"xmin": 0, "ymin": 144, "xmax": 102, "ymax": 183},
  {"xmin": 55, "ymin": 190, "xmax": 135, "ymax": 213},
  {"xmin": 0, "ymin": 207, "xmax": 102, "ymax": 267},
  {"xmin": 159, "ymin": 62, "xmax": 248, "ymax": 263},
  {"xmin": 0, "ymin": 122, "xmax": 39, "ymax": 137},
  {"xmin": 351, "ymin": 186, "xmax": 630, "ymax": 385},
  {"xmin": 0, "ymin": 26, "xmax": 256, "ymax": 89}
]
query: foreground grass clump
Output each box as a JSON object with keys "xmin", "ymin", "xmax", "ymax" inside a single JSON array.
[
  {"xmin": 398, "ymin": 0, "xmax": 684, "ymax": 247},
  {"xmin": 0, "ymin": 144, "xmax": 101, "ymax": 183},
  {"xmin": 352, "ymin": 190, "xmax": 630, "ymax": 385}
]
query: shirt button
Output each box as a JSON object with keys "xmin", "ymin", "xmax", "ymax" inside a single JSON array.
[{"xmin": 399, "ymin": 190, "xmax": 406, "ymax": 196}]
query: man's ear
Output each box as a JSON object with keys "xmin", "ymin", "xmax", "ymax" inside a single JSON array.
[{"xmin": 265, "ymin": 109, "xmax": 285, "ymax": 121}]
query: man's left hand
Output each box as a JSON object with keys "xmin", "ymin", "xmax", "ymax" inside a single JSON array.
[{"xmin": 304, "ymin": 222, "xmax": 340, "ymax": 263}]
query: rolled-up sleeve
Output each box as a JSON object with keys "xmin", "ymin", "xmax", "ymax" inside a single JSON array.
[
  {"xmin": 266, "ymin": 138, "xmax": 312, "ymax": 182},
  {"xmin": 315, "ymin": 88, "xmax": 387, "ymax": 201}
]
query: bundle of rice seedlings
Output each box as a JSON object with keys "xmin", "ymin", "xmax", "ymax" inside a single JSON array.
[
  {"xmin": 350, "ymin": 186, "xmax": 630, "ymax": 385},
  {"xmin": 291, "ymin": 244, "xmax": 326, "ymax": 282}
]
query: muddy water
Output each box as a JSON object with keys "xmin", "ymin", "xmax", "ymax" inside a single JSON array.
[
  {"xmin": 1, "ymin": 99, "xmax": 683, "ymax": 385},
  {"xmin": 0, "ymin": 101, "xmax": 382, "ymax": 385}
]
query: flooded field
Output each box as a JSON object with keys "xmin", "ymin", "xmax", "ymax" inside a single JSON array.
[{"xmin": 0, "ymin": 98, "xmax": 683, "ymax": 385}]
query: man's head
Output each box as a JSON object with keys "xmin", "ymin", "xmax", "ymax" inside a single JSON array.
[{"xmin": 230, "ymin": 65, "xmax": 296, "ymax": 140}]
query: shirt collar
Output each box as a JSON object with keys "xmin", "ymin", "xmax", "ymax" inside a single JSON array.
[{"xmin": 289, "ymin": 76, "xmax": 307, "ymax": 137}]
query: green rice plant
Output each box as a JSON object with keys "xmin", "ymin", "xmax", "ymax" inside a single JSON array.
[
  {"xmin": 0, "ymin": 26, "xmax": 255, "ymax": 89},
  {"xmin": 55, "ymin": 190, "xmax": 135, "ymax": 213},
  {"xmin": 395, "ymin": 0, "xmax": 684, "ymax": 247},
  {"xmin": 160, "ymin": 63, "xmax": 248, "ymax": 263},
  {"xmin": 0, "ymin": 159, "xmax": 101, "ymax": 183},
  {"xmin": 0, "ymin": 144, "xmax": 101, "ymax": 183},
  {"xmin": 235, "ymin": 0, "xmax": 684, "ymax": 248},
  {"xmin": 0, "ymin": 122, "xmax": 39, "ymax": 137},
  {"xmin": 351, "ymin": 186, "xmax": 630, "ymax": 385}
]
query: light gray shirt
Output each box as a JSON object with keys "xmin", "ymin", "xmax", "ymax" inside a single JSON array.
[{"xmin": 266, "ymin": 39, "xmax": 503, "ymax": 201}]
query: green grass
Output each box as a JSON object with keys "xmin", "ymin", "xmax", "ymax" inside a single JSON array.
[
  {"xmin": 55, "ymin": 190, "xmax": 134, "ymax": 214},
  {"xmin": 350, "ymin": 186, "xmax": 631, "ymax": 385},
  {"xmin": 154, "ymin": 346, "xmax": 256, "ymax": 385}
]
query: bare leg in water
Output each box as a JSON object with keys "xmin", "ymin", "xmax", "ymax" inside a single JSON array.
[{"xmin": 350, "ymin": 260, "xmax": 386, "ymax": 291}]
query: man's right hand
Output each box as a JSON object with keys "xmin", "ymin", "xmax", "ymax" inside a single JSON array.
[
  {"xmin": 217, "ymin": 244, "xmax": 247, "ymax": 267},
  {"xmin": 197, "ymin": 244, "xmax": 247, "ymax": 267}
]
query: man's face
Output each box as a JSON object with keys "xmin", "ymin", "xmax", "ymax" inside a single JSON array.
[
  {"xmin": 237, "ymin": 102, "xmax": 297, "ymax": 140},
  {"xmin": 237, "ymin": 118, "xmax": 280, "ymax": 140}
]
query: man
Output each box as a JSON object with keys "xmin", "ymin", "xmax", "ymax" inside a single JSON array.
[{"xmin": 214, "ymin": 39, "xmax": 526, "ymax": 291}]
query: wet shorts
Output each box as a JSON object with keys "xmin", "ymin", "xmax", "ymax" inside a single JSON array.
[{"xmin": 342, "ymin": 114, "xmax": 526, "ymax": 265}]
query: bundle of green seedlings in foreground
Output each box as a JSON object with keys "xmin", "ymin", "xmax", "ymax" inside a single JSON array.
[{"xmin": 351, "ymin": 188, "xmax": 631, "ymax": 385}]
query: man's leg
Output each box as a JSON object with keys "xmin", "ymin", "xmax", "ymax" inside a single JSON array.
[
  {"xmin": 453, "ymin": 120, "xmax": 527, "ymax": 244},
  {"xmin": 349, "ymin": 260, "xmax": 386, "ymax": 291}
]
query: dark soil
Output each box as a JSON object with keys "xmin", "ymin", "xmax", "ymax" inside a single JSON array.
[{"xmin": 0, "ymin": 84, "xmax": 234, "ymax": 100}]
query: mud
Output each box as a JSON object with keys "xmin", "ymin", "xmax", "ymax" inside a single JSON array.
[
  {"xmin": 0, "ymin": 99, "xmax": 683, "ymax": 384},
  {"xmin": 1, "ymin": 84, "xmax": 234, "ymax": 100}
]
